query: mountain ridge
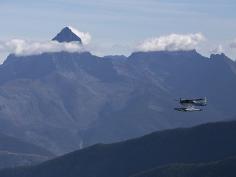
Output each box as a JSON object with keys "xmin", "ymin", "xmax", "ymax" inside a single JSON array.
[{"xmin": 0, "ymin": 120, "xmax": 236, "ymax": 177}]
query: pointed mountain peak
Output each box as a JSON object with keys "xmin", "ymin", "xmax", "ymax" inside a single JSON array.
[{"xmin": 52, "ymin": 27, "xmax": 82, "ymax": 43}]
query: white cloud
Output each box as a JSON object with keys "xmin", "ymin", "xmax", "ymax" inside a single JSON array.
[
  {"xmin": 0, "ymin": 39, "xmax": 86, "ymax": 56},
  {"xmin": 230, "ymin": 40, "xmax": 236, "ymax": 49},
  {"xmin": 211, "ymin": 44, "xmax": 224, "ymax": 54},
  {"xmin": 136, "ymin": 33, "xmax": 205, "ymax": 52},
  {"xmin": 68, "ymin": 26, "xmax": 92, "ymax": 45}
]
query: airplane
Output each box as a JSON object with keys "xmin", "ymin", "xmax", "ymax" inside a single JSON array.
[
  {"xmin": 179, "ymin": 97, "xmax": 207, "ymax": 107},
  {"xmin": 175, "ymin": 97, "xmax": 207, "ymax": 112},
  {"xmin": 174, "ymin": 107, "xmax": 202, "ymax": 112}
]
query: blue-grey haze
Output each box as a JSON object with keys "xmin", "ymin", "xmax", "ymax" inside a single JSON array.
[{"xmin": 0, "ymin": 0, "xmax": 236, "ymax": 60}]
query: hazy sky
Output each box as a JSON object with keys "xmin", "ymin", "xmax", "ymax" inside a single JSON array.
[{"xmin": 0, "ymin": 0, "xmax": 236, "ymax": 60}]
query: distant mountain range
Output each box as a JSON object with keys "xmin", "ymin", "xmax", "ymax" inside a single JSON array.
[
  {"xmin": 0, "ymin": 132, "xmax": 53, "ymax": 169},
  {"xmin": 0, "ymin": 27, "xmax": 236, "ymax": 156},
  {"xmin": 0, "ymin": 120, "xmax": 235, "ymax": 177}
]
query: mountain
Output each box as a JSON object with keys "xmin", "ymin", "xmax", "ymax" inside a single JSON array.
[
  {"xmin": 0, "ymin": 46, "xmax": 236, "ymax": 154},
  {"xmin": 104, "ymin": 55, "xmax": 127, "ymax": 60},
  {"xmin": 0, "ymin": 51, "xmax": 122, "ymax": 154},
  {"xmin": 0, "ymin": 120, "xmax": 236, "ymax": 177},
  {"xmin": 81, "ymin": 50, "xmax": 236, "ymax": 146},
  {"xmin": 52, "ymin": 27, "xmax": 82, "ymax": 43},
  {"xmin": 0, "ymin": 132, "xmax": 53, "ymax": 169},
  {"xmin": 131, "ymin": 157, "xmax": 236, "ymax": 177}
]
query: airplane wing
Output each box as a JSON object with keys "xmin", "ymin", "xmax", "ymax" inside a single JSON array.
[{"xmin": 175, "ymin": 105, "xmax": 202, "ymax": 112}]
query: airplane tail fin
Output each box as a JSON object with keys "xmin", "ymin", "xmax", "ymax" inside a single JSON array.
[{"xmin": 203, "ymin": 97, "xmax": 207, "ymax": 105}]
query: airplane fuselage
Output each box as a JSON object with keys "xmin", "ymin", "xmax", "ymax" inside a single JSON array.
[{"xmin": 180, "ymin": 99, "xmax": 207, "ymax": 107}]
